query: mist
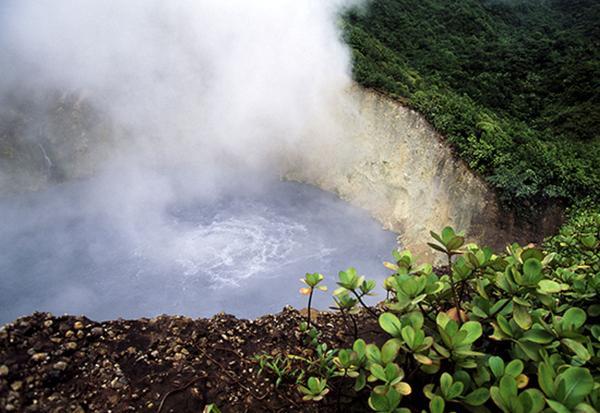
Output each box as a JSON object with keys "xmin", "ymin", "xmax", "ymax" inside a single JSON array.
[
  {"xmin": 0, "ymin": 1, "xmax": 398, "ymax": 322},
  {"xmin": 0, "ymin": 0, "xmax": 359, "ymax": 182}
]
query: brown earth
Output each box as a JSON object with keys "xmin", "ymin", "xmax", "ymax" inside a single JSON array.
[{"xmin": 0, "ymin": 308, "xmax": 386, "ymax": 413}]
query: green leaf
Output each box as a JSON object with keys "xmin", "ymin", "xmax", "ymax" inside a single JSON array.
[
  {"xmin": 547, "ymin": 399, "xmax": 571, "ymax": 413},
  {"xmin": 370, "ymin": 364, "xmax": 387, "ymax": 382},
  {"xmin": 430, "ymin": 231, "xmax": 444, "ymax": 245},
  {"xmin": 413, "ymin": 353, "xmax": 432, "ymax": 365},
  {"xmin": 505, "ymin": 359, "xmax": 524, "ymax": 378},
  {"xmin": 384, "ymin": 363, "xmax": 401, "ymax": 383},
  {"xmin": 430, "ymin": 395, "xmax": 445, "ymax": 413},
  {"xmin": 555, "ymin": 367, "xmax": 594, "ymax": 407},
  {"xmin": 433, "ymin": 342, "xmax": 450, "ymax": 358},
  {"xmin": 514, "ymin": 304, "xmax": 532, "ymax": 330},
  {"xmin": 381, "ymin": 339, "xmax": 401, "ymax": 364},
  {"xmin": 354, "ymin": 373, "xmax": 366, "ymax": 391},
  {"xmin": 428, "ymin": 242, "xmax": 448, "ymax": 254},
  {"xmin": 581, "ymin": 235, "xmax": 597, "ymax": 249},
  {"xmin": 489, "ymin": 356, "xmax": 505, "ymax": 379},
  {"xmin": 561, "ymin": 307, "xmax": 586, "ymax": 331},
  {"xmin": 440, "ymin": 372, "xmax": 453, "ymax": 396},
  {"xmin": 522, "ymin": 327, "xmax": 555, "ymax": 344},
  {"xmin": 379, "ymin": 313, "xmax": 402, "ymax": 337},
  {"xmin": 203, "ymin": 404, "xmax": 222, "ymax": 413},
  {"xmin": 401, "ymin": 325, "xmax": 416, "ymax": 347},
  {"xmin": 368, "ymin": 392, "xmax": 389, "ymax": 411},
  {"xmin": 490, "ymin": 386, "xmax": 507, "ymax": 411},
  {"xmin": 521, "ymin": 248, "xmax": 544, "ymax": 262},
  {"xmin": 460, "ymin": 321, "xmax": 483, "ymax": 344},
  {"xmin": 436, "ymin": 311, "xmax": 452, "ymax": 329},
  {"xmin": 513, "ymin": 296, "xmax": 530, "ymax": 307},
  {"xmin": 537, "ymin": 362, "xmax": 555, "ymax": 398},
  {"xmin": 447, "ymin": 236, "xmax": 465, "ymax": 251},
  {"xmin": 538, "ymin": 280, "xmax": 562, "ymax": 294},
  {"xmin": 386, "ymin": 387, "xmax": 401, "ymax": 409},
  {"xmin": 463, "ymin": 388, "xmax": 490, "ymax": 406},
  {"xmin": 490, "ymin": 298, "xmax": 510, "ymax": 315},
  {"xmin": 519, "ymin": 389, "xmax": 546, "ymax": 413},
  {"xmin": 588, "ymin": 305, "xmax": 600, "ymax": 318},
  {"xmin": 353, "ymin": 339, "xmax": 366, "ymax": 357},
  {"xmin": 447, "ymin": 381, "xmax": 464, "ymax": 400},
  {"xmin": 499, "ymin": 375, "xmax": 518, "ymax": 402},
  {"xmin": 574, "ymin": 403, "xmax": 598, "ymax": 413},
  {"xmin": 561, "ymin": 339, "xmax": 591, "ymax": 362},
  {"xmin": 523, "ymin": 258, "xmax": 542, "ymax": 280},
  {"xmin": 516, "ymin": 340, "xmax": 542, "ymax": 361},
  {"xmin": 366, "ymin": 344, "xmax": 382, "ymax": 364},
  {"xmin": 441, "ymin": 227, "xmax": 456, "ymax": 244},
  {"xmin": 497, "ymin": 314, "xmax": 513, "ymax": 337}
]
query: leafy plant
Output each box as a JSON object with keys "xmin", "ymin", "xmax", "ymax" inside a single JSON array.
[
  {"xmin": 300, "ymin": 272, "xmax": 327, "ymax": 329},
  {"xmin": 202, "ymin": 404, "xmax": 221, "ymax": 413},
  {"xmin": 334, "ymin": 267, "xmax": 378, "ymax": 318},
  {"xmin": 259, "ymin": 220, "xmax": 599, "ymax": 412},
  {"xmin": 254, "ymin": 353, "xmax": 304, "ymax": 388},
  {"xmin": 344, "ymin": 0, "xmax": 600, "ymax": 210},
  {"xmin": 298, "ymin": 377, "xmax": 330, "ymax": 401}
]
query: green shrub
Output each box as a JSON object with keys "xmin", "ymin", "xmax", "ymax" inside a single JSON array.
[
  {"xmin": 269, "ymin": 220, "xmax": 599, "ymax": 412},
  {"xmin": 342, "ymin": 0, "xmax": 600, "ymax": 210}
]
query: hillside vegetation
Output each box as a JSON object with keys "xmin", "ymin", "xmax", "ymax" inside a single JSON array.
[{"xmin": 344, "ymin": 0, "xmax": 600, "ymax": 209}]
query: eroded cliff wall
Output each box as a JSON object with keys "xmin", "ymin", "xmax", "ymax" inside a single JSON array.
[{"xmin": 285, "ymin": 87, "xmax": 562, "ymax": 262}]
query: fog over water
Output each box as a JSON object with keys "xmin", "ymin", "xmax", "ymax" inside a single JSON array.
[
  {"xmin": 0, "ymin": 177, "xmax": 396, "ymax": 323},
  {"xmin": 0, "ymin": 0, "xmax": 398, "ymax": 322}
]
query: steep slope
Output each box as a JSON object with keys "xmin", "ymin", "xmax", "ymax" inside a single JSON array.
[
  {"xmin": 344, "ymin": 0, "xmax": 600, "ymax": 208},
  {"xmin": 286, "ymin": 86, "xmax": 562, "ymax": 262}
]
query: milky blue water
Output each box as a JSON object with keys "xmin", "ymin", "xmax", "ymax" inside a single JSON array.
[{"xmin": 0, "ymin": 178, "xmax": 397, "ymax": 323}]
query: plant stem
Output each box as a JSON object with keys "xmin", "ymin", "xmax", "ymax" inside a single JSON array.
[
  {"xmin": 340, "ymin": 309, "xmax": 358, "ymax": 341},
  {"xmin": 336, "ymin": 370, "xmax": 347, "ymax": 413},
  {"xmin": 307, "ymin": 288, "xmax": 314, "ymax": 329},
  {"xmin": 349, "ymin": 313, "xmax": 358, "ymax": 341},
  {"xmin": 418, "ymin": 302, "xmax": 436, "ymax": 322},
  {"xmin": 447, "ymin": 253, "xmax": 463, "ymax": 324},
  {"xmin": 351, "ymin": 290, "xmax": 378, "ymax": 319}
]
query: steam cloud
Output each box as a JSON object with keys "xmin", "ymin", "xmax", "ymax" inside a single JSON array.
[
  {"xmin": 0, "ymin": 1, "xmax": 396, "ymax": 321},
  {"xmin": 0, "ymin": 0, "xmax": 364, "ymax": 241},
  {"xmin": 1, "ymin": 0, "xmax": 357, "ymax": 171}
]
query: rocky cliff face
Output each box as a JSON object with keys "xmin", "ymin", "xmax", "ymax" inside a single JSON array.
[
  {"xmin": 285, "ymin": 87, "xmax": 562, "ymax": 262},
  {"xmin": 0, "ymin": 92, "xmax": 113, "ymax": 193}
]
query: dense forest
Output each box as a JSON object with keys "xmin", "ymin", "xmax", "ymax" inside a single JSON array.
[{"xmin": 344, "ymin": 0, "xmax": 599, "ymax": 210}]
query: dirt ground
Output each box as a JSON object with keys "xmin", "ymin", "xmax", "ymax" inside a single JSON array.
[{"xmin": 0, "ymin": 307, "xmax": 384, "ymax": 413}]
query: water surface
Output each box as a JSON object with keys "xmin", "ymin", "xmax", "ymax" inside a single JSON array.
[{"xmin": 0, "ymin": 178, "xmax": 397, "ymax": 323}]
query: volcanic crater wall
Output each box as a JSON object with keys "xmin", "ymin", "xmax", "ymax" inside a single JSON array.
[
  {"xmin": 0, "ymin": 86, "xmax": 562, "ymax": 261},
  {"xmin": 285, "ymin": 86, "xmax": 562, "ymax": 262}
]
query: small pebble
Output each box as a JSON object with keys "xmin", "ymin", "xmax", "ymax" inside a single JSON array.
[
  {"xmin": 91, "ymin": 327, "xmax": 103, "ymax": 337},
  {"xmin": 53, "ymin": 361, "xmax": 68, "ymax": 371},
  {"xmin": 31, "ymin": 353, "xmax": 48, "ymax": 362}
]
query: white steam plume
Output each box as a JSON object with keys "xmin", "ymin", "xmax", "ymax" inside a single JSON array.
[{"xmin": 1, "ymin": 0, "xmax": 358, "ymax": 177}]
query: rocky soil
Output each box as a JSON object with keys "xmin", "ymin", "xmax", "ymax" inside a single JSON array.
[{"xmin": 0, "ymin": 308, "xmax": 382, "ymax": 413}]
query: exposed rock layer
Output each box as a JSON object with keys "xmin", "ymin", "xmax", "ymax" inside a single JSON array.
[{"xmin": 286, "ymin": 87, "xmax": 563, "ymax": 261}]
